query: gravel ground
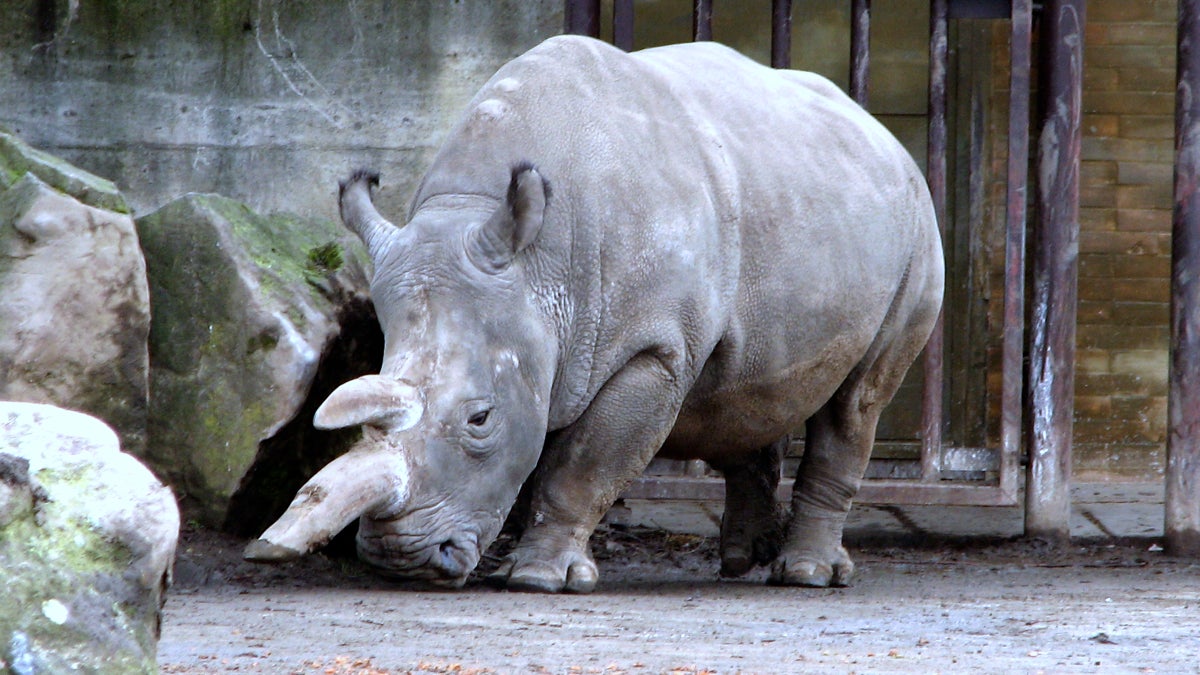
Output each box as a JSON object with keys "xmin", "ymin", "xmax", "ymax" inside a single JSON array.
[{"xmin": 158, "ymin": 526, "xmax": 1200, "ymax": 674}]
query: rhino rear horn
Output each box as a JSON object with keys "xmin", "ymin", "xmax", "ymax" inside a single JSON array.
[
  {"xmin": 339, "ymin": 169, "xmax": 402, "ymax": 261},
  {"xmin": 313, "ymin": 375, "xmax": 424, "ymax": 431},
  {"xmin": 468, "ymin": 162, "xmax": 549, "ymax": 271}
]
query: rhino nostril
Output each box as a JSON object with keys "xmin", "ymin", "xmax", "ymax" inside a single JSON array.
[{"xmin": 438, "ymin": 541, "xmax": 466, "ymax": 577}]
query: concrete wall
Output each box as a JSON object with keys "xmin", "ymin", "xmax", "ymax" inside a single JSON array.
[{"xmin": 0, "ymin": 0, "xmax": 561, "ymax": 221}]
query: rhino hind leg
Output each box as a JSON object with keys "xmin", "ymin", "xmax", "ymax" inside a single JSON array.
[
  {"xmin": 714, "ymin": 438, "xmax": 787, "ymax": 578},
  {"xmin": 769, "ymin": 400, "xmax": 868, "ymax": 588},
  {"xmin": 772, "ymin": 250, "xmax": 942, "ymax": 588}
]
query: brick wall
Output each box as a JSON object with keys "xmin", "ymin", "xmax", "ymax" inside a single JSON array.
[{"xmin": 1075, "ymin": 0, "xmax": 1175, "ymax": 479}]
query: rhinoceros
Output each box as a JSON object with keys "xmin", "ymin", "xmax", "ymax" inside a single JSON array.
[{"xmin": 245, "ymin": 35, "xmax": 943, "ymax": 593}]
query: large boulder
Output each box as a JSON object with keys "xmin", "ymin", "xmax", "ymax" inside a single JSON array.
[
  {"xmin": 137, "ymin": 193, "xmax": 379, "ymax": 531},
  {"xmin": 0, "ymin": 401, "xmax": 179, "ymax": 675},
  {"xmin": 0, "ymin": 138, "xmax": 150, "ymax": 457}
]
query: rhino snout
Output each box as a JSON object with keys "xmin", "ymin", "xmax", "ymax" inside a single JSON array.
[{"xmin": 356, "ymin": 519, "xmax": 482, "ymax": 586}]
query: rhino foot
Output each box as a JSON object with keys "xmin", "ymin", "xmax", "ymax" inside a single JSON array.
[
  {"xmin": 767, "ymin": 546, "xmax": 854, "ymax": 587},
  {"xmin": 719, "ymin": 511, "xmax": 785, "ymax": 578},
  {"xmin": 486, "ymin": 546, "xmax": 598, "ymax": 594}
]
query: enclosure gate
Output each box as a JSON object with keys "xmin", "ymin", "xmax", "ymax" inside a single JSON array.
[{"xmin": 563, "ymin": 0, "xmax": 1067, "ymax": 518}]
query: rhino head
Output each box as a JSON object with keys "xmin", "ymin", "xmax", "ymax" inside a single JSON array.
[{"xmin": 244, "ymin": 165, "xmax": 557, "ymax": 587}]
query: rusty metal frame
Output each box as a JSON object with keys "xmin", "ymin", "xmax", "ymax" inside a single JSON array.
[
  {"xmin": 565, "ymin": 1, "xmax": 1040, "ymax": 510},
  {"xmin": 850, "ymin": 0, "xmax": 871, "ymax": 106},
  {"xmin": 921, "ymin": 0, "xmax": 948, "ymax": 486},
  {"xmin": 772, "ymin": 0, "xmax": 794, "ymax": 69},
  {"xmin": 564, "ymin": 0, "xmax": 599, "ymax": 38},
  {"xmin": 999, "ymin": 0, "xmax": 1032, "ymax": 509},
  {"xmin": 693, "ymin": 0, "xmax": 713, "ymax": 42}
]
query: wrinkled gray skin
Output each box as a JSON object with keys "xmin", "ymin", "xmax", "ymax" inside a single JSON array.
[{"xmin": 246, "ymin": 36, "xmax": 943, "ymax": 593}]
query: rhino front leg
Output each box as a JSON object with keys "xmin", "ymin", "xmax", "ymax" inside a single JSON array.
[{"xmin": 489, "ymin": 353, "xmax": 687, "ymax": 593}]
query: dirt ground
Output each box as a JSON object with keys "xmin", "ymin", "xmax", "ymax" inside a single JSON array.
[{"xmin": 157, "ymin": 524, "xmax": 1200, "ymax": 675}]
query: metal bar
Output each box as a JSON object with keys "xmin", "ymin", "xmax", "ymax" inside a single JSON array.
[
  {"xmin": 771, "ymin": 0, "xmax": 793, "ymax": 69},
  {"xmin": 613, "ymin": 0, "xmax": 634, "ymax": 51},
  {"xmin": 920, "ymin": 0, "xmax": 949, "ymax": 483},
  {"xmin": 1000, "ymin": 0, "xmax": 1032, "ymax": 501},
  {"xmin": 1167, "ymin": 0, "xmax": 1200, "ymax": 557},
  {"xmin": 564, "ymin": 0, "xmax": 600, "ymax": 37},
  {"xmin": 1025, "ymin": 0, "xmax": 1085, "ymax": 543},
  {"xmin": 693, "ymin": 0, "xmax": 713, "ymax": 42},
  {"xmin": 948, "ymin": 0, "xmax": 1010, "ymax": 19},
  {"xmin": 850, "ymin": 0, "xmax": 871, "ymax": 106},
  {"xmin": 623, "ymin": 476, "xmax": 1017, "ymax": 507}
]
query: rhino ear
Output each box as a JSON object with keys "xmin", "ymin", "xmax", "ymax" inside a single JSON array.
[
  {"xmin": 468, "ymin": 162, "xmax": 549, "ymax": 272},
  {"xmin": 313, "ymin": 375, "xmax": 424, "ymax": 431}
]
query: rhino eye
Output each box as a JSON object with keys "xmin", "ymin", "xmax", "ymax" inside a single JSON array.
[{"xmin": 467, "ymin": 409, "xmax": 491, "ymax": 427}]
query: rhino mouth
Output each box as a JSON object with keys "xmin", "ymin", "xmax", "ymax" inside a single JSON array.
[{"xmin": 356, "ymin": 520, "xmax": 481, "ymax": 587}]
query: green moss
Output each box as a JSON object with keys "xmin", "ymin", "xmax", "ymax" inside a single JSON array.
[
  {"xmin": 0, "ymin": 464, "xmax": 155, "ymax": 674},
  {"xmin": 187, "ymin": 194, "xmax": 350, "ymax": 300},
  {"xmin": 306, "ymin": 241, "xmax": 344, "ymax": 275},
  {"xmin": 245, "ymin": 328, "xmax": 280, "ymax": 355}
]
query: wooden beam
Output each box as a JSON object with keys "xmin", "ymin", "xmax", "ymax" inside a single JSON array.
[
  {"xmin": 1167, "ymin": 0, "xmax": 1200, "ymax": 557},
  {"xmin": 1025, "ymin": 0, "xmax": 1085, "ymax": 543}
]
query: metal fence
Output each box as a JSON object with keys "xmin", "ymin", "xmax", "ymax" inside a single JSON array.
[{"xmin": 565, "ymin": 0, "xmax": 1199, "ymax": 554}]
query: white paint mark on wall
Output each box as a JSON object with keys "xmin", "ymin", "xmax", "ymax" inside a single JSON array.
[{"xmin": 253, "ymin": 0, "xmax": 354, "ymax": 129}]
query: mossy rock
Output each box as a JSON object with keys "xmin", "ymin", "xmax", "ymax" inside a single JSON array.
[
  {"xmin": 0, "ymin": 132, "xmax": 128, "ymax": 214},
  {"xmin": 136, "ymin": 194, "xmax": 371, "ymax": 526},
  {"xmin": 0, "ymin": 402, "xmax": 178, "ymax": 675},
  {"xmin": 0, "ymin": 173, "xmax": 150, "ymax": 457}
]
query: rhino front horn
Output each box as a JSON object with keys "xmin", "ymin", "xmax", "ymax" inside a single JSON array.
[{"xmin": 243, "ymin": 446, "xmax": 409, "ymax": 562}]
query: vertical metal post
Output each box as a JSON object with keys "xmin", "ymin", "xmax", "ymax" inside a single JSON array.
[
  {"xmin": 1025, "ymin": 0, "xmax": 1085, "ymax": 542},
  {"xmin": 921, "ymin": 0, "xmax": 948, "ymax": 483},
  {"xmin": 1168, "ymin": 0, "xmax": 1200, "ymax": 557},
  {"xmin": 613, "ymin": 0, "xmax": 634, "ymax": 52},
  {"xmin": 772, "ymin": 0, "xmax": 793, "ymax": 69},
  {"xmin": 693, "ymin": 0, "xmax": 713, "ymax": 42},
  {"xmin": 564, "ymin": 0, "xmax": 600, "ymax": 37},
  {"xmin": 1000, "ymin": 0, "xmax": 1033, "ymax": 498},
  {"xmin": 850, "ymin": 0, "xmax": 871, "ymax": 106}
]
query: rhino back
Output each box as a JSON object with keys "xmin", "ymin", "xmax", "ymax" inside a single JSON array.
[{"xmin": 412, "ymin": 36, "xmax": 936, "ymax": 435}]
